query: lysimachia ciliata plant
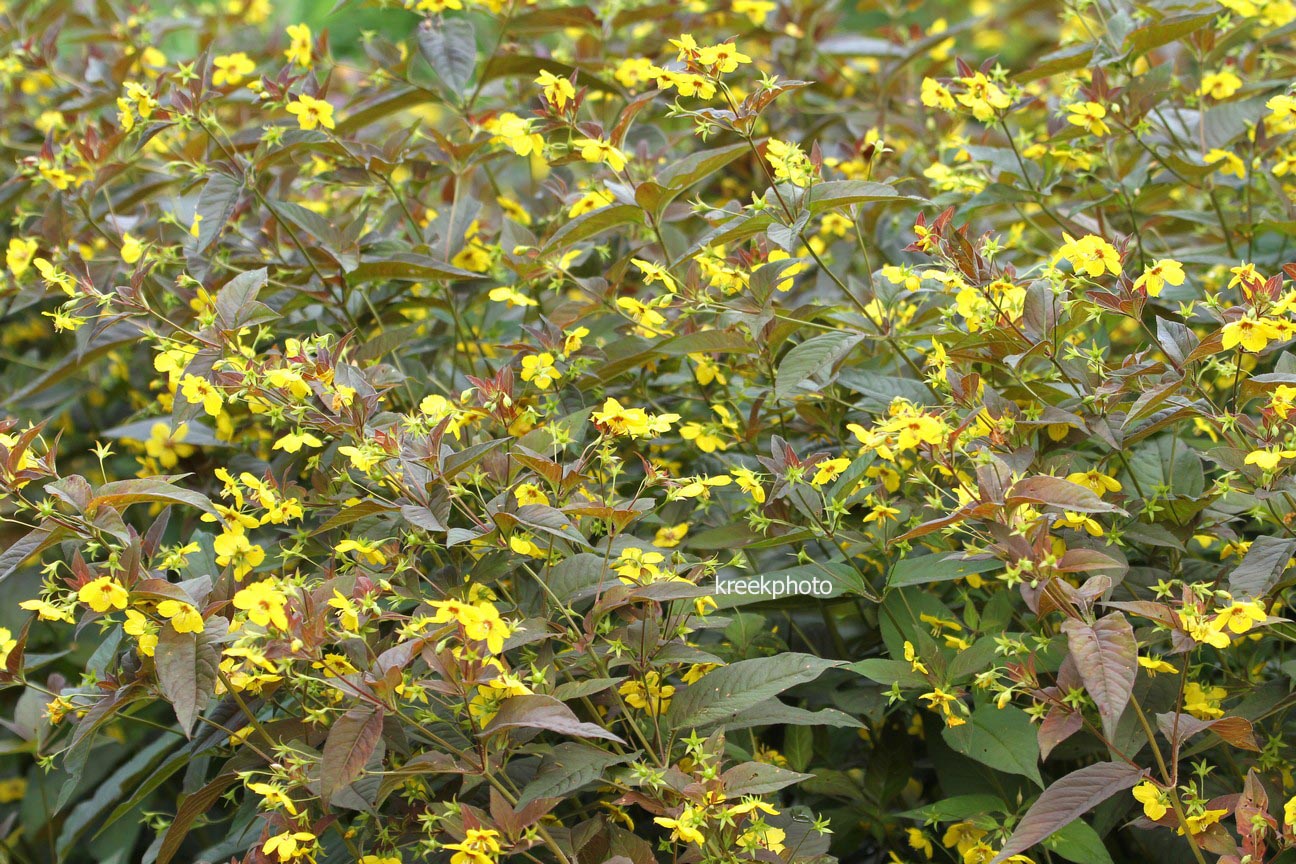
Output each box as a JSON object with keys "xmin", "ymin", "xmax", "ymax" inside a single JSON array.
[{"xmin": 3, "ymin": 0, "xmax": 1296, "ymax": 863}]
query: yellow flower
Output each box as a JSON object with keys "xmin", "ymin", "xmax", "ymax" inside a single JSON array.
[
  {"xmin": 1183, "ymin": 682, "xmax": 1227, "ymax": 719},
  {"xmin": 1132, "ymin": 780, "xmax": 1169, "ymax": 821},
  {"xmin": 214, "ymin": 530, "xmax": 266, "ymax": 580},
  {"xmin": 6, "ymin": 237, "xmax": 38, "ymax": 277},
  {"xmin": 284, "ymin": 23, "xmax": 312, "ymax": 68},
  {"xmin": 443, "ymin": 828, "xmax": 502, "ymax": 864},
  {"xmin": 534, "ymin": 69, "xmax": 575, "ymax": 110},
  {"xmin": 811, "ymin": 457, "xmax": 851, "ymax": 486},
  {"xmin": 486, "ymin": 112, "xmax": 544, "ymax": 157},
  {"xmin": 615, "ymin": 547, "xmax": 665, "ymax": 584},
  {"xmin": 1057, "ymin": 232, "xmax": 1121, "ymax": 278},
  {"xmin": 488, "ymin": 286, "xmax": 537, "ymax": 307},
  {"xmin": 906, "ymin": 827, "xmax": 934, "ymax": 859},
  {"xmin": 1199, "ymin": 69, "xmax": 1242, "ymax": 100},
  {"xmin": 338, "ymin": 443, "xmax": 385, "ymax": 472},
  {"xmin": 1244, "ymin": 447, "xmax": 1296, "ymax": 472},
  {"xmin": 1066, "ymin": 101, "xmax": 1110, "ymax": 136},
  {"xmin": 619, "ymin": 670, "xmax": 676, "ymax": 715},
  {"xmin": 79, "ymin": 577, "xmax": 129, "ymax": 613},
  {"xmin": 904, "ymin": 640, "xmax": 928, "ymax": 675},
  {"xmin": 654, "ymin": 523, "xmax": 689, "ymax": 548},
  {"xmin": 1138, "ymin": 655, "xmax": 1177, "ymax": 675},
  {"xmin": 180, "ymin": 374, "xmax": 223, "ymax": 417},
  {"xmin": 1205, "ymin": 148, "xmax": 1246, "ymax": 178},
  {"xmin": 335, "ymin": 538, "xmax": 389, "ymax": 566},
  {"xmin": 942, "ymin": 821, "xmax": 986, "ymax": 855},
  {"xmin": 287, "ymin": 94, "xmax": 335, "ymax": 131},
  {"xmin": 1222, "ymin": 316, "xmax": 1280, "ymax": 352},
  {"xmin": 273, "ymin": 429, "xmax": 323, "ymax": 453},
  {"xmin": 212, "ymin": 52, "xmax": 256, "ymax": 87},
  {"xmin": 520, "ymin": 352, "xmax": 561, "ymax": 389},
  {"xmin": 591, "ymin": 397, "xmax": 678, "ymax": 439},
  {"xmin": 920, "ymin": 687, "xmax": 968, "ymax": 727},
  {"xmin": 329, "ymin": 590, "xmax": 361, "ymax": 631},
  {"xmin": 1133, "ymin": 259, "xmax": 1185, "ymax": 297},
  {"xmin": 514, "ymin": 483, "xmax": 549, "ymax": 506},
  {"xmin": 233, "ymin": 580, "xmax": 290, "ymax": 630},
  {"xmin": 765, "ymin": 138, "xmax": 815, "ymax": 187},
  {"xmin": 1210, "ymin": 599, "xmax": 1267, "ymax": 635},
  {"xmin": 247, "ymin": 781, "xmax": 298, "ymax": 815},
  {"xmin": 157, "ymin": 599, "xmax": 204, "ymax": 634},
  {"xmin": 575, "ymin": 138, "xmax": 628, "ymax": 172},
  {"xmin": 0, "ymin": 628, "xmax": 17, "ymax": 669},
  {"xmin": 696, "ymin": 42, "xmax": 752, "ymax": 73},
  {"xmin": 1179, "ymin": 808, "xmax": 1228, "ymax": 836},
  {"xmin": 921, "ymin": 78, "xmax": 955, "ymax": 111},
  {"xmin": 124, "ymin": 610, "xmax": 158, "ymax": 656},
  {"xmin": 956, "ymin": 72, "xmax": 1010, "ymax": 121},
  {"xmin": 461, "ymin": 603, "xmax": 511, "ymax": 653},
  {"xmin": 120, "ymin": 232, "xmax": 145, "ymax": 265},
  {"xmin": 262, "ymin": 830, "xmax": 316, "ymax": 862}
]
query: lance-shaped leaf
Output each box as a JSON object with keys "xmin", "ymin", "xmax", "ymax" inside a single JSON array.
[
  {"xmin": 1228, "ymin": 535, "xmax": 1296, "ymax": 599},
  {"xmin": 943, "ymin": 704, "xmax": 1043, "ymax": 787},
  {"xmin": 482, "ymin": 694, "xmax": 625, "ymax": 742},
  {"xmin": 773, "ymin": 332, "xmax": 863, "ymax": 399},
  {"xmin": 154, "ymin": 619, "xmax": 222, "ymax": 736},
  {"xmin": 992, "ymin": 761, "xmax": 1145, "ymax": 862},
  {"xmin": 1155, "ymin": 712, "xmax": 1261, "ymax": 752},
  {"xmin": 156, "ymin": 772, "xmax": 240, "ymax": 864},
  {"xmin": 320, "ymin": 706, "xmax": 385, "ymax": 804},
  {"xmin": 89, "ymin": 477, "xmax": 217, "ymax": 516},
  {"xmin": 665, "ymin": 654, "xmax": 841, "ymax": 729},
  {"xmin": 1006, "ymin": 476, "xmax": 1124, "ymax": 514},
  {"xmin": 516, "ymin": 743, "xmax": 637, "ymax": 808},
  {"xmin": 720, "ymin": 762, "xmax": 812, "ymax": 796},
  {"xmin": 417, "ymin": 16, "xmax": 476, "ymax": 94},
  {"xmin": 1062, "ymin": 613, "xmax": 1136, "ymax": 742}
]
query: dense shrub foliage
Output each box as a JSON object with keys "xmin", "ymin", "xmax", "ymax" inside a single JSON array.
[{"xmin": 6, "ymin": 0, "xmax": 1296, "ymax": 862}]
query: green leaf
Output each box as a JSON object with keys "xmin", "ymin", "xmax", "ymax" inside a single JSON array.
[
  {"xmin": 417, "ymin": 17, "xmax": 476, "ymax": 94},
  {"xmin": 213, "ymin": 267, "xmax": 274, "ymax": 331},
  {"xmin": 637, "ymin": 141, "xmax": 750, "ymax": 217},
  {"xmin": 193, "ymin": 172, "xmax": 242, "ymax": 253},
  {"xmin": 320, "ymin": 706, "xmax": 385, "ymax": 804},
  {"xmin": 1122, "ymin": 11, "xmax": 1215, "ymax": 56},
  {"xmin": 1228, "ymin": 535, "xmax": 1296, "ymax": 599},
  {"xmin": 720, "ymin": 762, "xmax": 812, "ymax": 796},
  {"xmin": 899, "ymin": 793, "xmax": 1007, "ymax": 821},
  {"xmin": 541, "ymin": 204, "xmax": 644, "ymax": 252},
  {"xmin": 942, "ymin": 705, "xmax": 1043, "ymax": 788},
  {"xmin": 156, "ymin": 772, "xmax": 239, "ymax": 864},
  {"xmin": 773, "ymin": 332, "xmax": 863, "ymax": 399},
  {"xmin": 849, "ymin": 658, "xmax": 930, "ymax": 689},
  {"xmin": 516, "ymin": 743, "xmax": 636, "ymax": 808},
  {"xmin": 0, "ymin": 522, "xmax": 64, "ymax": 583},
  {"xmin": 58, "ymin": 736, "xmax": 175, "ymax": 857},
  {"xmin": 349, "ymin": 252, "xmax": 480, "ymax": 283},
  {"xmin": 657, "ymin": 329, "xmax": 753, "ymax": 355},
  {"xmin": 665, "ymin": 654, "xmax": 842, "ymax": 729},
  {"xmin": 712, "ymin": 699, "xmax": 862, "ymax": 730},
  {"xmin": 1044, "ymin": 820, "xmax": 1114, "ymax": 864},
  {"xmin": 784, "ymin": 725, "xmax": 813, "ymax": 772},
  {"xmin": 888, "ymin": 554, "xmax": 1000, "ymax": 589}
]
